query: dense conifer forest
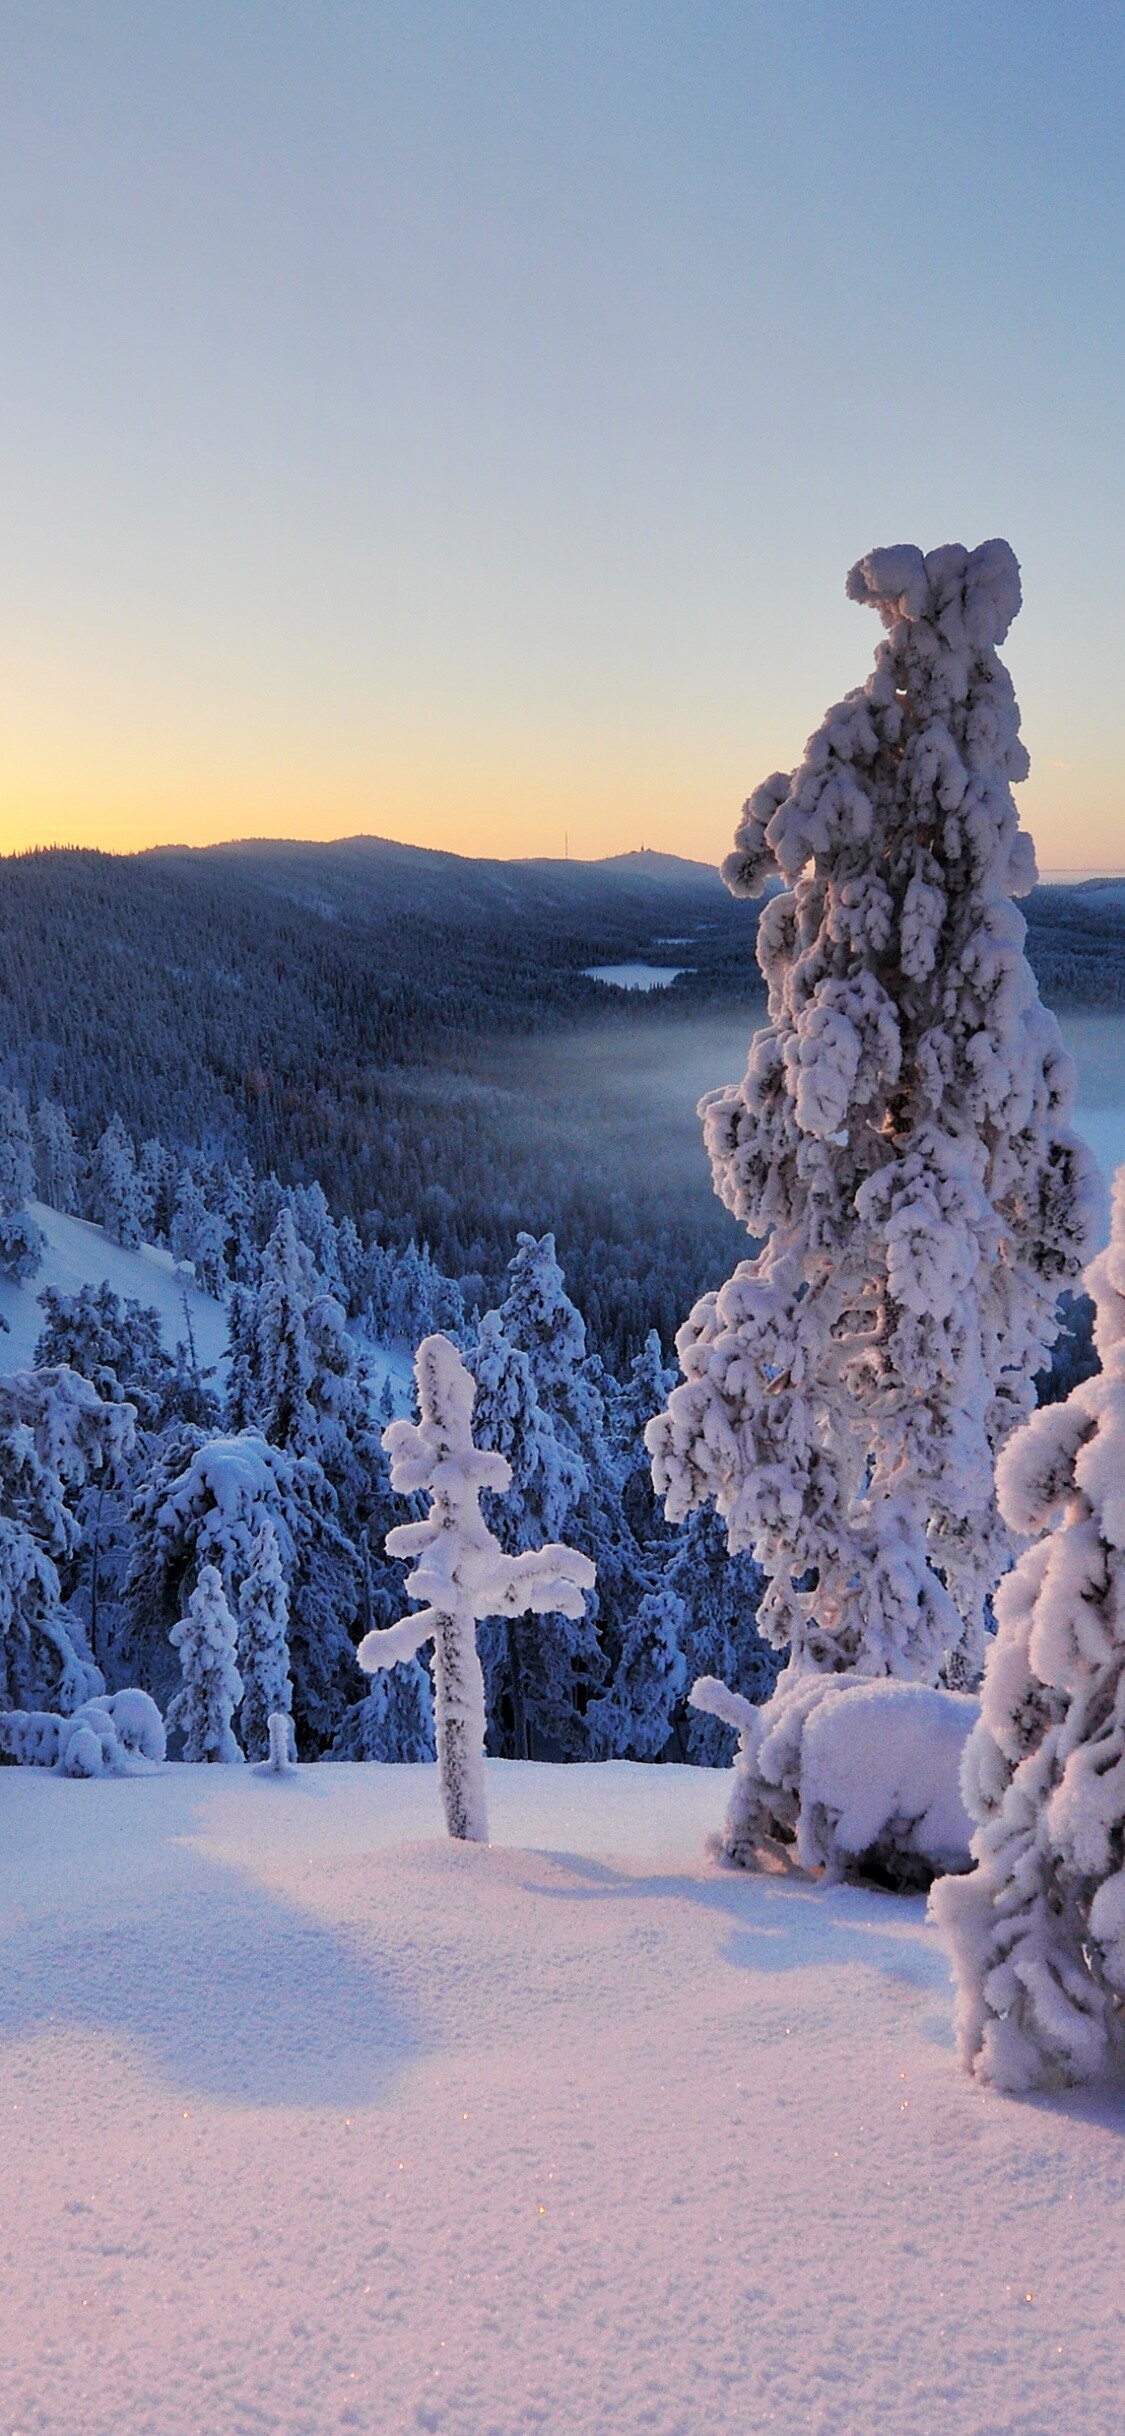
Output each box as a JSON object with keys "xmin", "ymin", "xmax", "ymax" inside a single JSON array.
[{"xmin": 0, "ymin": 838, "xmax": 1119, "ymax": 1364}]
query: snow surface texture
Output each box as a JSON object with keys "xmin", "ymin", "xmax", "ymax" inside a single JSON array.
[
  {"xmin": 692, "ymin": 1672, "xmax": 977, "ymax": 1888},
  {"xmin": 933, "ymin": 1163, "xmax": 1125, "ymax": 2089},
  {"xmin": 649, "ymin": 540, "xmax": 1100, "ymax": 1688},
  {"xmin": 2, "ymin": 1759, "xmax": 1123, "ymax": 2436},
  {"xmin": 359, "ymin": 1334, "xmax": 595, "ymax": 1839}
]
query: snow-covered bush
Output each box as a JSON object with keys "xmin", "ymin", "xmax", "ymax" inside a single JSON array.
[
  {"xmin": 931, "ymin": 1168, "xmax": 1125, "ymax": 2089},
  {"xmin": 649, "ymin": 541, "xmax": 1099, "ymax": 1692},
  {"xmin": 0, "ymin": 1687, "xmax": 164, "ymax": 1776},
  {"xmin": 167, "ymin": 1563, "xmax": 244, "ymax": 1763},
  {"xmin": 359, "ymin": 1334, "xmax": 595, "ymax": 1840},
  {"xmin": 693, "ymin": 1672, "xmax": 977, "ymax": 1889}
]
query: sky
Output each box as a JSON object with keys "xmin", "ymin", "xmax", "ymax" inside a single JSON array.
[{"xmin": 0, "ymin": 0, "xmax": 1122, "ymax": 871}]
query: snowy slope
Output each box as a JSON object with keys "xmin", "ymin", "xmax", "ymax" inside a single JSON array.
[
  {"xmin": 0, "ymin": 1201, "xmax": 414, "ymax": 1410},
  {"xmin": 2, "ymin": 1759, "xmax": 1122, "ymax": 2436},
  {"xmin": 0, "ymin": 1201, "xmax": 230, "ymax": 1376}
]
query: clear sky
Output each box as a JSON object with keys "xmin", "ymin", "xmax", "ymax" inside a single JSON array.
[{"xmin": 0, "ymin": 1, "xmax": 1122, "ymax": 870}]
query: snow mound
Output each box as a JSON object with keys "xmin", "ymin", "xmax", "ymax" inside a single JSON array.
[
  {"xmin": 0, "ymin": 1688, "xmax": 165, "ymax": 1776},
  {"xmin": 694, "ymin": 1672, "xmax": 978, "ymax": 1889}
]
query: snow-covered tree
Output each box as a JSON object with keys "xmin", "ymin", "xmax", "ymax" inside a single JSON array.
[
  {"xmin": 385, "ymin": 1238, "xmax": 464, "ymax": 1346},
  {"xmin": 122, "ymin": 1428, "xmax": 359, "ymax": 1743},
  {"xmin": 500, "ymin": 1231, "xmax": 594, "ymax": 1435},
  {"xmin": 237, "ymin": 1519, "xmax": 293, "ymax": 1760},
  {"xmin": 0, "ymin": 1086, "xmax": 35, "ymax": 1214},
  {"xmin": 359, "ymin": 1334, "xmax": 595, "ymax": 1840},
  {"xmin": 136, "ymin": 1137, "xmax": 172, "ymax": 1241},
  {"xmin": 0, "ymin": 1367, "xmax": 132, "ymax": 1711},
  {"xmin": 36, "ymin": 1283, "xmax": 174, "ymax": 1424},
  {"xmin": 0, "ymin": 1087, "xmax": 44, "ymax": 1280},
  {"xmin": 331, "ymin": 1663, "xmax": 435, "ymax": 1764},
  {"xmin": 498, "ymin": 1231, "xmax": 661, "ymax": 1745},
  {"xmin": 466, "ymin": 1308, "xmax": 590, "ymax": 1757},
  {"xmin": 587, "ymin": 1584, "xmax": 686, "ymax": 1760},
  {"xmin": 94, "ymin": 1114, "xmax": 143, "ymax": 1249},
  {"xmin": 168, "ymin": 1563, "xmax": 244, "ymax": 1763},
  {"xmin": 931, "ymin": 1168, "xmax": 1125, "ymax": 2089},
  {"xmin": 170, "ymin": 1170, "xmax": 228, "ymax": 1298},
  {"xmin": 32, "ymin": 1100, "xmax": 79, "ymax": 1215},
  {"xmin": 648, "ymin": 540, "xmax": 1100, "ymax": 1693},
  {"xmin": 663, "ymin": 1506, "xmax": 779, "ymax": 1763}
]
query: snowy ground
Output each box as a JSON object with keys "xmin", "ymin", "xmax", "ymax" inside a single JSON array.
[{"xmin": 3, "ymin": 1761, "xmax": 1123, "ymax": 2436}]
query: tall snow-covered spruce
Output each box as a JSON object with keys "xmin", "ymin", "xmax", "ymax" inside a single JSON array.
[
  {"xmin": 648, "ymin": 540, "xmax": 1098, "ymax": 1700},
  {"xmin": 359, "ymin": 1334, "xmax": 595, "ymax": 1841},
  {"xmin": 168, "ymin": 1563, "xmax": 244, "ymax": 1764},
  {"xmin": 931, "ymin": 1168, "xmax": 1125, "ymax": 2090}
]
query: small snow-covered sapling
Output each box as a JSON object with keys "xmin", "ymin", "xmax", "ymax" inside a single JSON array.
[
  {"xmin": 262, "ymin": 1711, "xmax": 296, "ymax": 1773},
  {"xmin": 168, "ymin": 1563, "xmax": 245, "ymax": 1764},
  {"xmin": 358, "ymin": 1333, "xmax": 596, "ymax": 1841}
]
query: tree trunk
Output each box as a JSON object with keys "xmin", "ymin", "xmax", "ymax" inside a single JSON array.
[{"xmin": 431, "ymin": 1608, "xmax": 489, "ymax": 1841}]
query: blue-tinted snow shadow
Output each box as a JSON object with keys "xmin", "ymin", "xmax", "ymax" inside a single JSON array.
[
  {"xmin": 0, "ymin": 1859, "xmax": 428, "ymax": 2109},
  {"xmin": 524, "ymin": 1851, "xmax": 953, "ymax": 1997}
]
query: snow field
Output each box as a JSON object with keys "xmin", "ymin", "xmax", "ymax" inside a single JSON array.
[{"xmin": 3, "ymin": 1761, "xmax": 1124, "ymax": 2436}]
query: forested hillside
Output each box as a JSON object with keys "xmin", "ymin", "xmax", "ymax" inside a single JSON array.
[{"xmin": 0, "ymin": 838, "xmax": 1119, "ymax": 1363}]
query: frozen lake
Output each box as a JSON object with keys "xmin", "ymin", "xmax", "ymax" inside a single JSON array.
[{"xmin": 583, "ymin": 962, "xmax": 689, "ymax": 990}]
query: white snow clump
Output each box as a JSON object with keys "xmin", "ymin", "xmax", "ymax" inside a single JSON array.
[{"xmin": 692, "ymin": 1673, "xmax": 977, "ymax": 1888}]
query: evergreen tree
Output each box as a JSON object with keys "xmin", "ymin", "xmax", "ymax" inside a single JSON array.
[
  {"xmin": 649, "ymin": 541, "xmax": 1099, "ymax": 1692},
  {"xmin": 170, "ymin": 1169, "xmax": 228, "ymax": 1298},
  {"xmin": 122, "ymin": 1428, "xmax": 359, "ymax": 1746},
  {"xmin": 237, "ymin": 1519, "xmax": 293, "ymax": 1760},
  {"xmin": 933, "ymin": 1167, "xmax": 1125, "ymax": 2089},
  {"xmin": 226, "ymin": 1207, "xmax": 318, "ymax": 1451},
  {"xmin": 95, "ymin": 1114, "xmax": 143, "ymax": 1248},
  {"xmin": 32, "ymin": 1100, "xmax": 79, "ymax": 1215},
  {"xmin": 136, "ymin": 1137, "xmax": 172, "ymax": 1240},
  {"xmin": 330, "ymin": 1663, "xmax": 435, "ymax": 1763},
  {"xmin": 0, "ymin": 1087, "xmax": 44, "ymax": 1280},
  {"xmin": 663, "ymin": 1507, "xmax": 780, "ymax": 1764},
  {"xmin": 168, "ymin": 1563, "xmax": 244, "ymax": 1763},
  {"xmin": 0, "ymin": 1367, "xmax": 132, "ymax": 1711},
  {"xmin": 466, "ymin": 1307, "xmax": 590, "ymax": 1756}
]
